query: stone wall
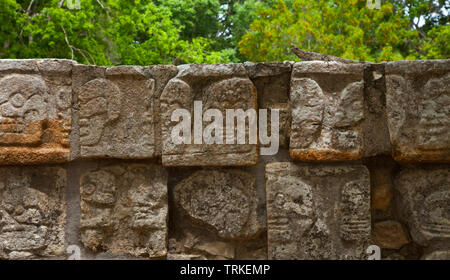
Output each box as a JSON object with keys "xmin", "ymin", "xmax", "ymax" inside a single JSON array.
[{"xmin": 0, "ymin": 59, "xmax": 448, "ymax": 260}]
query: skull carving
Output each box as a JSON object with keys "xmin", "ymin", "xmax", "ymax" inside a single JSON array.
[
  {"xmin": 78, "ymin": 78, "xmax": 121, "ymax": 147},
  {"xmin": 418, "ymin": 73, "xmax": 450, "ymax": 149},
  {"xmin": 0, "ymin": 74, "xmax": 48, "ymax": 145}
]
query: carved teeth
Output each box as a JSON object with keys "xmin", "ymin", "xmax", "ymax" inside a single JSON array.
[{"xmin": 0, "ymin": 118, "xmax": 25, "ymax": 133}]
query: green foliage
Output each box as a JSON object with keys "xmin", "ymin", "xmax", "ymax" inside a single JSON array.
[
  {"xmin": 239, "ymin": 0, "xmax": 449, "ymax": 62},
  {"xmin": 0, "ymin": 0, "xmax": 448, "ymax": 64}
]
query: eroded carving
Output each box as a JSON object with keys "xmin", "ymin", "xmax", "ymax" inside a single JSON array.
[
  {"xmin": 170, "ymin": 169, "xmax": 266, "ymax": 259},
  {"xmin": 0, "ymin": 60, "xmax": 72, "ymax": 164},
  {"xmin": 75, "ymin": 65, "xmax": 157, "ymax": 159},
  {"xmin": 290, "ymin": 62, "xmax": 364, "ymax": 161},
  {"xmin": 80, "ymin": 164, "xmax": 167, "ymax": 258},
  {"xmin": 266, "ymin": 162, "xmax": 371, "ymax": 259},
  {"xmin": 386, "ymin": 60, "xmax": 450, "ymax": 162},
  {"xmin": 161, "ymin": 64, "xmax": 258, "ymax": 166},
  {"xmin": 0, "ymin": 167, "xmax": 66, "ymax": 259},
  {"xmin": 394, "ymin": 167, "xmax": 450, "ymax": 246}
]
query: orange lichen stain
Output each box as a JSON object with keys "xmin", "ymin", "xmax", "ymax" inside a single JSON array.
[
  {"xmin": 289, "ymin": 149, "xmax": 363, "ymax": 162},
  {"xmin": 392, "ymin": 147, "xmax": 450, "ymax": 163},
  {"xmin": 0, "ymin": 118, "xmax": 70, "ymax": 165}
]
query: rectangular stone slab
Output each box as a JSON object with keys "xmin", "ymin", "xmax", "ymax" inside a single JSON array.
[
  {"xmin": 0, "ymin": 166, "xmax": 66, "ymax": 259},
  {"xmin": 74, "ymin": 65, "xmax": 160, "ymax": 159},
  {"xmin": 79, "ymin": 163, "xmax": 168, "ymax": 258},
  {"xmin": 169, "ymin": 169, "xmax": 266, "ymax": 260},
  {"xmin": 161, "ymin": 64, "xmax": 258, "ymax": 166},
  {"xmin": 386, "ymin": 60, "xmax": 450, "ymax": 162},
  {"xmin": 289, "ymin": 61, "xmax": 365, "ymax": 161},
  {"xmin": 394, "ymin": 166, "xmax": 450, "ymax": 247},
  {"xmin": 0, "ymin": 59, "xmax": 73, "ymax": 164},
  {"xmin": 266, "ymin": 162, "xmax": 371, "ymax": 260}
]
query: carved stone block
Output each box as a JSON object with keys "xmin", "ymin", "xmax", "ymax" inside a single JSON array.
[
  {"xmin": 289, "ymin": 62, "xmax": 365, "ymax": 161},
  {"xmin": 74, "ymin": 65, "xmax": 177, "ymax": 159},
  {"xmin": 244, "ymin": 62, "xmax": 292, "ymax": 148},
  {"xmin": 0, "ymin": 167, "xmax": 66, "ymax": 259},
  {"xmin": 0, "ymin": 59, "xmax": 73, "ymax": 164},
  {"xmin": 170, "ymin": 169, "xmax": 266, "ymax": 259},
  {"xmin": 394, "ymin": 166, "xmax": 450, "ymax": 246},
  {"xmin": 266, "ymin": 162, "xmax": 371, "ymax": 259},
  {"xmin": 386, "ymin": 60, "xmax": 450, "ymax": 162},
  {"xmin": 80, "ymin": 163, "xmax": 168, "ymax": 258},
  {"xmin": 161, "ymin": 64, "xmax": 258, "ymax": 166}
]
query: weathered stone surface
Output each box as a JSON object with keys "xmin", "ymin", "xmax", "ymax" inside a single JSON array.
[
  {"xmin": 373, "ymin": 220, "xmax": 409, "ymax": 249},
  {"xmin": 170, "ymin": 169, "xmax": 266, "ymax": 259},
  {"xmin": 244, "ymin": 62, "xmax": 292, "ymax": 148},
  {"xmin": 0, "ymin": 59, "xmax": 73, "ymax": 164},
  {"xmin": 80, "ymin": 163, "xmax": 168, "ymax": 258},
  {"xmin": 266, "ymin": 162, "xmax": 371, "ymax": 259},
  {"xmin": 289, "ymin": 62, "xmax": 365, "ymax": 161},
  {"xmin": 394, "ymin": 166, "xmax": 450, "ymax": 246},
  {"xmin": 0, "ymin": 167, "xmax": 66, "ymax": 259},
  {"xmin": 368, "ymin": 157, "xmax": 396, "ymax": 217},
  {"xmin": 363, "ymin": 63, "xmax": 391, "ymax": 157},
  {"xmin": 174, "ymin": 170, "xmax": 261, "ymax": 239},
  {"xmin": 74, "ymin": 65, "xmax": 177, "ymax": 159},
  {"xmin": 161, "ymin": 64, "xmax": 258, "ymax": 166},
  {"xmin": 422, "ymin": 250, "xmax": 450, "ymax": 260},
  {"xmin": 386, "ymin": 60, "xmax": 450, "ymax": 162}
]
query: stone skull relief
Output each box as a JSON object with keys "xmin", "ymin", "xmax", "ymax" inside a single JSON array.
[
  {"xmin": 0, "ymin": 60, "xmax": 72, "ymax": 164},
  {"xmin": 80, "ymin": 164, "xmax": 168, "ymax": 258}
]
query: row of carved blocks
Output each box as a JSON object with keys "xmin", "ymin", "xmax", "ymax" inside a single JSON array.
[
  {"xmin": 0, "ymin": 59, "xmax": 448, "ymax": 259},
  {"xmin": 0, "ymin": 163, "xmax": 448, "ymax": 259},
  {"xmin": 0, "ymin": 59, "xmax": 448, "ymax": 165}
]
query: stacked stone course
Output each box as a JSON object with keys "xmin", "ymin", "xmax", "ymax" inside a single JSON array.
[{"xmin": 0, "ymin": 59, "xmax": 448, "ymax": 259}]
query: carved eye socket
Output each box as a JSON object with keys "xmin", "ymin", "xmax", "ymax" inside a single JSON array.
[
  {"xmin": 10, "ymin": 93, "xmax": 26, "ymax": 108},
  {"xmin": 24, "ymin": 110, "xmax": 39, "ymax": 121}
]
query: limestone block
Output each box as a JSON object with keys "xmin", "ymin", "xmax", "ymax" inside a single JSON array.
[
  {"xmin": 244, "ymin": 62, "xmax": 292, "ymax": 148},
  {"xmin": 74, "ymin": 65, "xmax": 177, "ymax": 159},
  {"xmin": 0, "ymin": 59, "xmax": 73, "ymax": 164},
  {"xmin": 161, "ymin": 64, "xmax": 258, "ymax": 166},
  {"xmin": 386, "ymin": 60, "xmax": 450, "ymax": 162},
  {"xmin": 289, "ymin": 62, "xmax": 365, "ymax": 161},
  {"xmin": 170, "ymin": 169, "xmax": 266, "ymax": 259},
  {"xmin": 80, "ymin": 163, "xmax": 168, "ymax": 258},
  {"xmin": 363, "ymin": 63, "xmax": 391, "ymax": 157},
  {"xmin": 394, "ymin": 166, "xmax": 450, "ymax": 246},
  {"xmin": 266, "ymin": 162, "xmax": 371, "ymax": 259},
  {"xmin": 0, "ymin": 166, "xmax": 66, "ymax": 259},
  {"xmin": 373, "ymin": 220, "xmax": 409, "ymax": 249}
]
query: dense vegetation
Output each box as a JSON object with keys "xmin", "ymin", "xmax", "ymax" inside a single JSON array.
[{"xmin": 0, "ymin": 0, "xmax": 448, "ymax": 65}]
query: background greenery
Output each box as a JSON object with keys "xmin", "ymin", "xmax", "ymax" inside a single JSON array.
[{"xmin": 0, "ymin": 0, "xmax": 448, "ymax": 65}]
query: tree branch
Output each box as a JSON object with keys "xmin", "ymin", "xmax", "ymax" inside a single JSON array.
[{"xmin": 291, "ymin": 47, "xmax": 369, "ymax": 64}]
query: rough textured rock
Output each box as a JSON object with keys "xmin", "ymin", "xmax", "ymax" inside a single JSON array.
[
  {"xmin": 0, "ymin": 166, "xmax": 66, "ymax": 259},
  {"xmin": 266, "ymin": 162, "xmax": 371, "ymax": 259},
  {"xmin": 363, "ymin": 63, "xmax": 391, "ymax": 157},
  {"xmin": 422, "ymin": 250, "xmax": 450, "ymax": 260},
  {"xmin": 161, "ymin": 64, "xmax": 258, "ymax": 166},
  {"xmin": 394, "ymin": 166, "xmax": 450, "ymax": 246},
  {"xmin": 0, "ymin": 59, "xmax": 73, "ymax": 164},
  {"xmin": 74, "ymin": 65, "xmax": 177, "ymax": 159},
  {"xmin": 289, "ymin": 62, "xmax": 365, "ymax": 161},
  {"xmin": 80, "ymin": 163, "xmax": 168, "ymax": 258},
  {"xmin": 386, "ymin": 60, "xmax": 450, "ymax": 162},
  {"xmin": 244, "ymin": 62, "xmax": 292, "ymax": 148},
  {"xmin": 373, "ymin": 220, "xmax": 409, "ymax": 249},
  {"xmin": 170, "ymin": 169, "xmax": 266, "ymax": 259},
  {"xmin": 367, "ymin": 157, "xmax": 397, "ymax": 221}
]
